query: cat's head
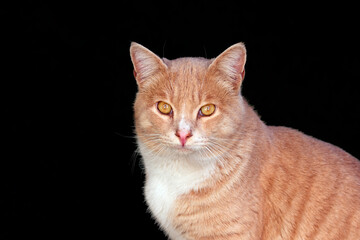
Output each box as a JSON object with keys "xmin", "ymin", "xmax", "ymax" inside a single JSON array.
[{"xmin": 130, "ymin": 42, "xmax": 247, "ymax": 162}]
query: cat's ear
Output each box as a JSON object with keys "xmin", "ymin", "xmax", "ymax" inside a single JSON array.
[
  {"xmin": 208, "ymin": 42, "xmax": 247, "ymax": 92},
  {"xmin": 130, "ymin": 42, "xmax": 167, "ymax": 86}
]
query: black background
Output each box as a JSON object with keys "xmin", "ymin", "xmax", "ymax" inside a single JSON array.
[{"xmin": 5, "ymin": 1, "xmax": 360, "ymax": 239}]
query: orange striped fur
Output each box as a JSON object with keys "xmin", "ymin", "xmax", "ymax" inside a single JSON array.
[{"xmin": 130, "ymin": 42, "xmax": 360, "ymax": 240}]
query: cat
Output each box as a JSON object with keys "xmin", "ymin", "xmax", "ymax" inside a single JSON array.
[{"xmin": 129, "ymin": 42, "xmax": 360, "ymax": 240}]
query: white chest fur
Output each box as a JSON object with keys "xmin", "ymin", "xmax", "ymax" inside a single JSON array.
[{"xmin": 139, "ymin": 142, "xmax": 217, "ymax": 240}]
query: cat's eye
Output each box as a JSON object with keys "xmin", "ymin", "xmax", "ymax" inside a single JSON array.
[
  {"xmin": 199, "ymin": 104, "xmax": 216, "ymax": 117},
  {"xmin": 157, "ymin": 101, "xmax": 173, "ymax": 115}
]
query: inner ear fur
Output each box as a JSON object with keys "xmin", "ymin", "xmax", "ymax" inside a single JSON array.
[
  {"xmin": 208, "ymin": 42, "xmax": 247, "ymax": 92},
  {"xmin": 130, "ymin": 42, "xmax": 168, "ymax": 86}
]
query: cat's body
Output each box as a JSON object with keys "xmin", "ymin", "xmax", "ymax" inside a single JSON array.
[{"xmin": 130, "ymin": 42, "xmax": 360, "ymax": 240}]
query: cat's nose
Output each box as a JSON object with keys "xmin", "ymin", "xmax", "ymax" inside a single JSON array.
[{"xmin": 175, "ymin": 129, "xmax": 192, "ymax": 147}]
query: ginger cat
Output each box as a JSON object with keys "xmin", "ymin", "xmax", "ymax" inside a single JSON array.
[{"xmin": 129, "ymin": 42, "xmax": 360, "ymax": 240}]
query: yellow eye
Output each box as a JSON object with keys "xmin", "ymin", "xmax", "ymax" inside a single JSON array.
[
  {"xmin": 157, "ymin": 101, "xmax": 172, "ymax": 115},
  {"xmin": 200, "ymin": 104, "xmax": 216, "ymax": 116}
]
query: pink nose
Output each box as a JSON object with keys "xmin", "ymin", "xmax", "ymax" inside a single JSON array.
[{"xmin": 175, "ymin": 129, "xmax": 192, "ymax": 147}]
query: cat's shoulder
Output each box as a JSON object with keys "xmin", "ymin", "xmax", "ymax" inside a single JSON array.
[
  {"xmin": 267, "ymin": 125, "xmax": 359, "ymax": 166},
  {"xmin": 267, "ymin": 125, "xmax": 320, "ymax": 147},
  {"xmin": 268, "ymin": 125, "xmax": 330, "ymax": 147}
]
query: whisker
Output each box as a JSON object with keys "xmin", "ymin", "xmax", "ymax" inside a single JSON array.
[
  {"xmin": 130, "ymin": 148, "xmax": 142, "ymax": 174},
  {"xmin": 114, "ymin": 131, "xmax": 136, "ymax": 139}
]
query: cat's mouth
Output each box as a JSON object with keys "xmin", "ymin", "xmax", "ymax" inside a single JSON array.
[
  {"xmin": 174, "ymin": 145, "xmax": 193, "ymax": 152},
  {"xmin": 167, "ymin": 143, "xmax": 192, "ymax": 151},
  {"xmin": 167, "ymin": 142, "xmax": 204, "ymax": 155}
]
